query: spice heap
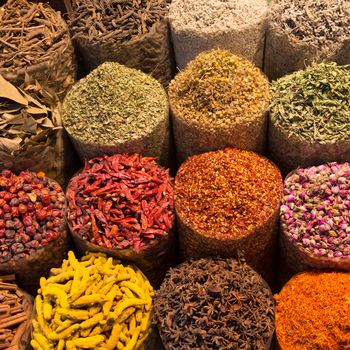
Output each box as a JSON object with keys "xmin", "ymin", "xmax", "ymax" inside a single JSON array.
[
  {"xmin": 0, "ymin": 170, "xmax": 65, "ymax": 263},
  {"xmin": 31, "ymin": 251, "xmax": 154, "ymax": 350},
  {"xmin": 270, "ymin": 0, "xmax": 350, "ymax": 48},
  {"xmin": 0, "ymin": 76, "xmax": 60, "ymax": 157},
  {"xmin": 0, "ymin": 0, "xmax": 76, "ymax": 96},
  {"xmin": 169, "ymin": 50, "xmax": 270, "ymax": 161},
  {"xmin": 0, "ymin": 275, "xmax": 32, "ymax": 350},
  {"xmin": 67, "ymin": 154, "xmax": 174, "ymax": 251},
  {"xmin": 281, "ymin": 163, "xmax": 350, "ymax": 260},
  {"xmin": 62, "ymin": 62, "xmax": 168, "ymax": 161},
  {"xmin": 154, "ymin": 258, "xmax": 275, "ymax": 350},
  {"xmin": 271, "ymin": 62, "xmax": 350, "ymax": 143},
  {"xmin": 68, "ymin": 0, "xmax": 168, "ymax": 44},
  {"xmin": 275, "ymin": 271, "xmax": 350, "ymax": 350},
  {"xmin": 270, "ymin": 62, "xmax": 350, "ymax": 171},
  {"xmin": 169, "ymin": 0, "xmax": 268, "ymax": 68},
  {"xmin": 175, "ymin": 148, "xmax": 282, "ymax": 276}
]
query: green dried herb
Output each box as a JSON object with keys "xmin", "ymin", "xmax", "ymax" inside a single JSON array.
[
  {"xmin": 270, "ymin": 62, "xmax": 350, "ymax": 143},
  {"xmin": 169, "ymin": 49, "xmax": 270, "ymax": 128},
  {"xmin": 62, "ymin": 62, "xmax": 167, "ymax": 145}
]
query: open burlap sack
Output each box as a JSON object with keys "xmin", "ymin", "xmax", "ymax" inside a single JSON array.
[
  {"xmin": 171, "ymin": 103, "xmax": 268, "ymax": 164},
  {"xmin": 265, "ymin": 0, "xmax": 350, "ymax": 80},
  {"xmin": 0, "ymin": 76, "xmax": 80, "ymax": 188},
  {"xmin": 65, "ymin": 0, "xmax": 174, "ymax": 87},
  {"xmin": 169, "ymin": 0, "xmax": 268, "ymax": 70},
  {"xmin": 0, "ymin": 0, "xmax": 77, "ymax": 98}
]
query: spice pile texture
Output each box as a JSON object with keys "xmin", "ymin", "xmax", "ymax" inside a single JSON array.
[
  {"xmin": 68, "ymin": 0, "xmax": 168, "ymax": 44},
  {"xmin": 0, "ymin": 170, "xmax": 65, "ymax": 263},
  {"xmin": 0, "ymin": 275, "xmax": 32, "ymax": 350},
  {"xmin": 270, "ymin": 0, "xmax": 350, "ymax": 48},
  {"xmin": 62, "ymin": 62, "xmax": 169, "ymax": 161},
  {"xmin": 0, "ymin": 0, "xmax": 76, "ymax": 96},
  {"xmin": 275, "ymin": 271, "xmax": 350, "ymax": 350},
  {"xmin": 175, "ymin": 148, "xmax": 282, "ymax": 277},
  {"xmin": 67, "ymin": 154, "xmax": 174, "ymax": 251},
  {"xmin": 31, "ymin": 251, "xmax": 154, "ymax": 350},
  {"xmin": 169, "ymin": 49, "xmax": 270, "ymax": 161},
  {"xmin": 281, "ymin": 163, "xmax": 350, "ymax": 267},
  {"xmin": 169, "ymin": 0, "xmax": 268, "ymax": 68},
  {"xmin": 154, "ymin": 258, "xmax": 275, "ymax": 350},
  {"xmin": 269, "ymin": 62, "xmax": 350, "ymax": 171}
]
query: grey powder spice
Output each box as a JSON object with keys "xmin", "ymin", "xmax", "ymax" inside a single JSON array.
[
  {"xmin": 265, "ymin": 0, "xmax": 350, "ymax": 79},
  {"xmin": 169, "ymin": 0, "xmax": 268, "ymax": 69},
  {"xmin": 62, "ymin": 62, "xmax": 169, "ymax": 162}
]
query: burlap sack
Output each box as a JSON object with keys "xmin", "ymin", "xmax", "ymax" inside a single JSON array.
[
  {"xmin": 169, "ymin": 0, "xmax": 268, "ymax": 70},
  {"xmin": 0, "ymin": 0, "xmax": 77, "ymax": 98},
  {"xmin": 171, "ymin": 102, "xmax": 268, "ymax": 164},
  {"xmin": 268, "ymin": 119, "xmax": 350, "ymax": 175},
  {"xmin": 64, "ymin": 95, "xmax": 171, "ymax": 167},
  {"xmin": 265, "ymin": 14, "xmax": 350, "ymax": 80},
  {"xmin": 65, "ymin": 0, "xmax": 174, "ymax": 87},
  {"xmin": 0, "ymin": 226, "xmax": 69, "ymax": 296},
  {"xmin": 176, "ymin": 207, "xmax": 279, "ymax": 284}
]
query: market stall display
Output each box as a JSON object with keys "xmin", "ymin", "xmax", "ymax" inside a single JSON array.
[
  {"xmin": 66, "ymin": 153, "xmax": 175, "ymax": 287},
  {"xmin": 0, "ymin": 275, "xmax": 33, "ymax": 350},
  {"xmin": 169, "ymin": 0, "xmax": 268, "ymax": 70},
  {"xmin": 154, "ymin": 258, "xmax": 275, "ymax": 350},
  {"xmin": 175, "ymin": 148, "xmax": 283, "ymax": 280},
  {"xmin": 265, "ymin": 0, "xmax": 350, "ymax": 80},
  {"xmin": 0, "ymin": 75, "xmax": 79, "ymax": 187},
  {"xmin": 275, "ymin": 271, "xmax": 350, "ymax": 350},
  {"xmin": 0, "ymin": 170, "xmax": 69, "ymax": 294},
  {"xmin": 269, "ymin": 62, "xmax": 350, "ymax": 173},
  {"xmin": 0, "ymin": 0, "xmax": 77, "ymax": 98},
  {"xmin": 62, "ymin": 62, "xmax": 170, "ymax": 165},
  {"xmin": 31, "ymin": 251, "xmax": 154, "ymax": 350},
  {"xmin": 169, "ymin": 50, "xmax": 270, "ymax": 163},
  {"xmin": 66, "ymin": 0, "xmax": 173, "ymax": 86},
  {"xmin": 280, "ymin": 163, "xmax": 350, "ymax": 275}
]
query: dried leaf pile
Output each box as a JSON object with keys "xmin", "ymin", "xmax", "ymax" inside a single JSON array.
[
  {"xmin": 67, "ymin": 0, "xmax": 168, "ymax": 44},
  {"xmin": 0, "ymin": 75, "xmax": 60, "ymax": 157},
  {"xmin": 270, "ymin": 62, "xmax": 350, "ymax": 143},
  {"xmin": 0, "ymin": 0, "xmax": 76, "ymax": 96},
  {"xmin": 154, "ymin": 258, "xmax": 275, "ymax": 350},
  {"xmin": 271, "ymin": 0, "xmax": 350, "ymax": 47}
]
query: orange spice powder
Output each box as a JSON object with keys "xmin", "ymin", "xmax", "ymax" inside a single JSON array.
[{"xmin": 275, "ymin": 271, "xmax": 350, "ymax": 350}]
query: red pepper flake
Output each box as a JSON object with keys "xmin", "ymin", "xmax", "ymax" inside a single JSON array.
[
  {"xmin": 67, "ymin": 154, "xmax": 174, "ymax": 251},
  {"xmin": 175, "ymin": 148, "xmax": 283, "ymax": 239}
]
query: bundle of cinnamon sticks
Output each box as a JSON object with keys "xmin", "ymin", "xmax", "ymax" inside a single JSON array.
[{"xmin": 0, "ymin": 275, "xmax": 32, "ymax": 350}]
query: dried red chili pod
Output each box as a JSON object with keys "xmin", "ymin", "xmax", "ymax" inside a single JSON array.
[
  {"xmin": 66, "ymin": 153, "xmax": 175, "ymax": 287},
  {"xmin": 0, "ymin": 170, "xmax": 69, "ymax": 294}
]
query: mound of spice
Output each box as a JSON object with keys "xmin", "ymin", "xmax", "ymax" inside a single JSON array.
[
  {"xmin": 175, "ymin": 148, "xmax": 283, "ymax": 279},
  {"xmin": 67, "ymin": 154, "xmax": 174, "ymax": 285},
  {"xmin": 66, "ymin": 0, "xmax": 173, "ymax": 85},
  {"xmin": 169, "ymin": 0, "xmax": 268, "ymax": 69},
  {"xmin": 169, "ymin": 49, "xmax": 270, "ymax": 162},
  {"xmin": 32, "ymin": 251, "xmax": 154, "ymax": 350},
  {"xmin": 62, "ymin": 62, "xmax": 169, "ymax": 163},
  {"xmin": 265, "ymin": 0, "xmax": 350, "ymax": 79},
  {"xmin": 0, "ymin": 75, "xmax": 78, "ymax": 187},
  {"xmin": 275, "ymin": 271, "xmax": 350, "ymax": 350},
  {"xmin": 270, "ymin": 62, "xmax": 350, "ymax": 172},
  {"xmin": 154, "ymin": 258, "xmax": 275, "ymax": 350},
  {"xmin": 0, "ymin": 169, "xmax": 68, "ymax": 294},
  {"xmin": 0, "ymin": 275, "xmax": 33, "ymax": 350},
  {"xmin": 0, "ymin": 0, "xmax": 76, "ymax": 97},
  {"xmin": 281, "ymin": 163, "xmax": 350, "ymax": 273}
]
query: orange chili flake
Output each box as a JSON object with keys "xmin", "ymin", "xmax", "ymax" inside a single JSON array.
[
  {"xmin": 275, "ymin": 271, "xmax": 350, "ymax": 350},
  {"xmin": 175, "ymin": 148, "xmax": 282, "ymax": 239},
  {"xmin": 36, "ymin": 171, "xmax": 45, "ymax": 179}
]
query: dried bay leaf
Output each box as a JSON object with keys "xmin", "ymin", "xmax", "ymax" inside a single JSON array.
[{"xmin": 0, "ymin": 75, "xmax": 28, "ymax": 105}]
